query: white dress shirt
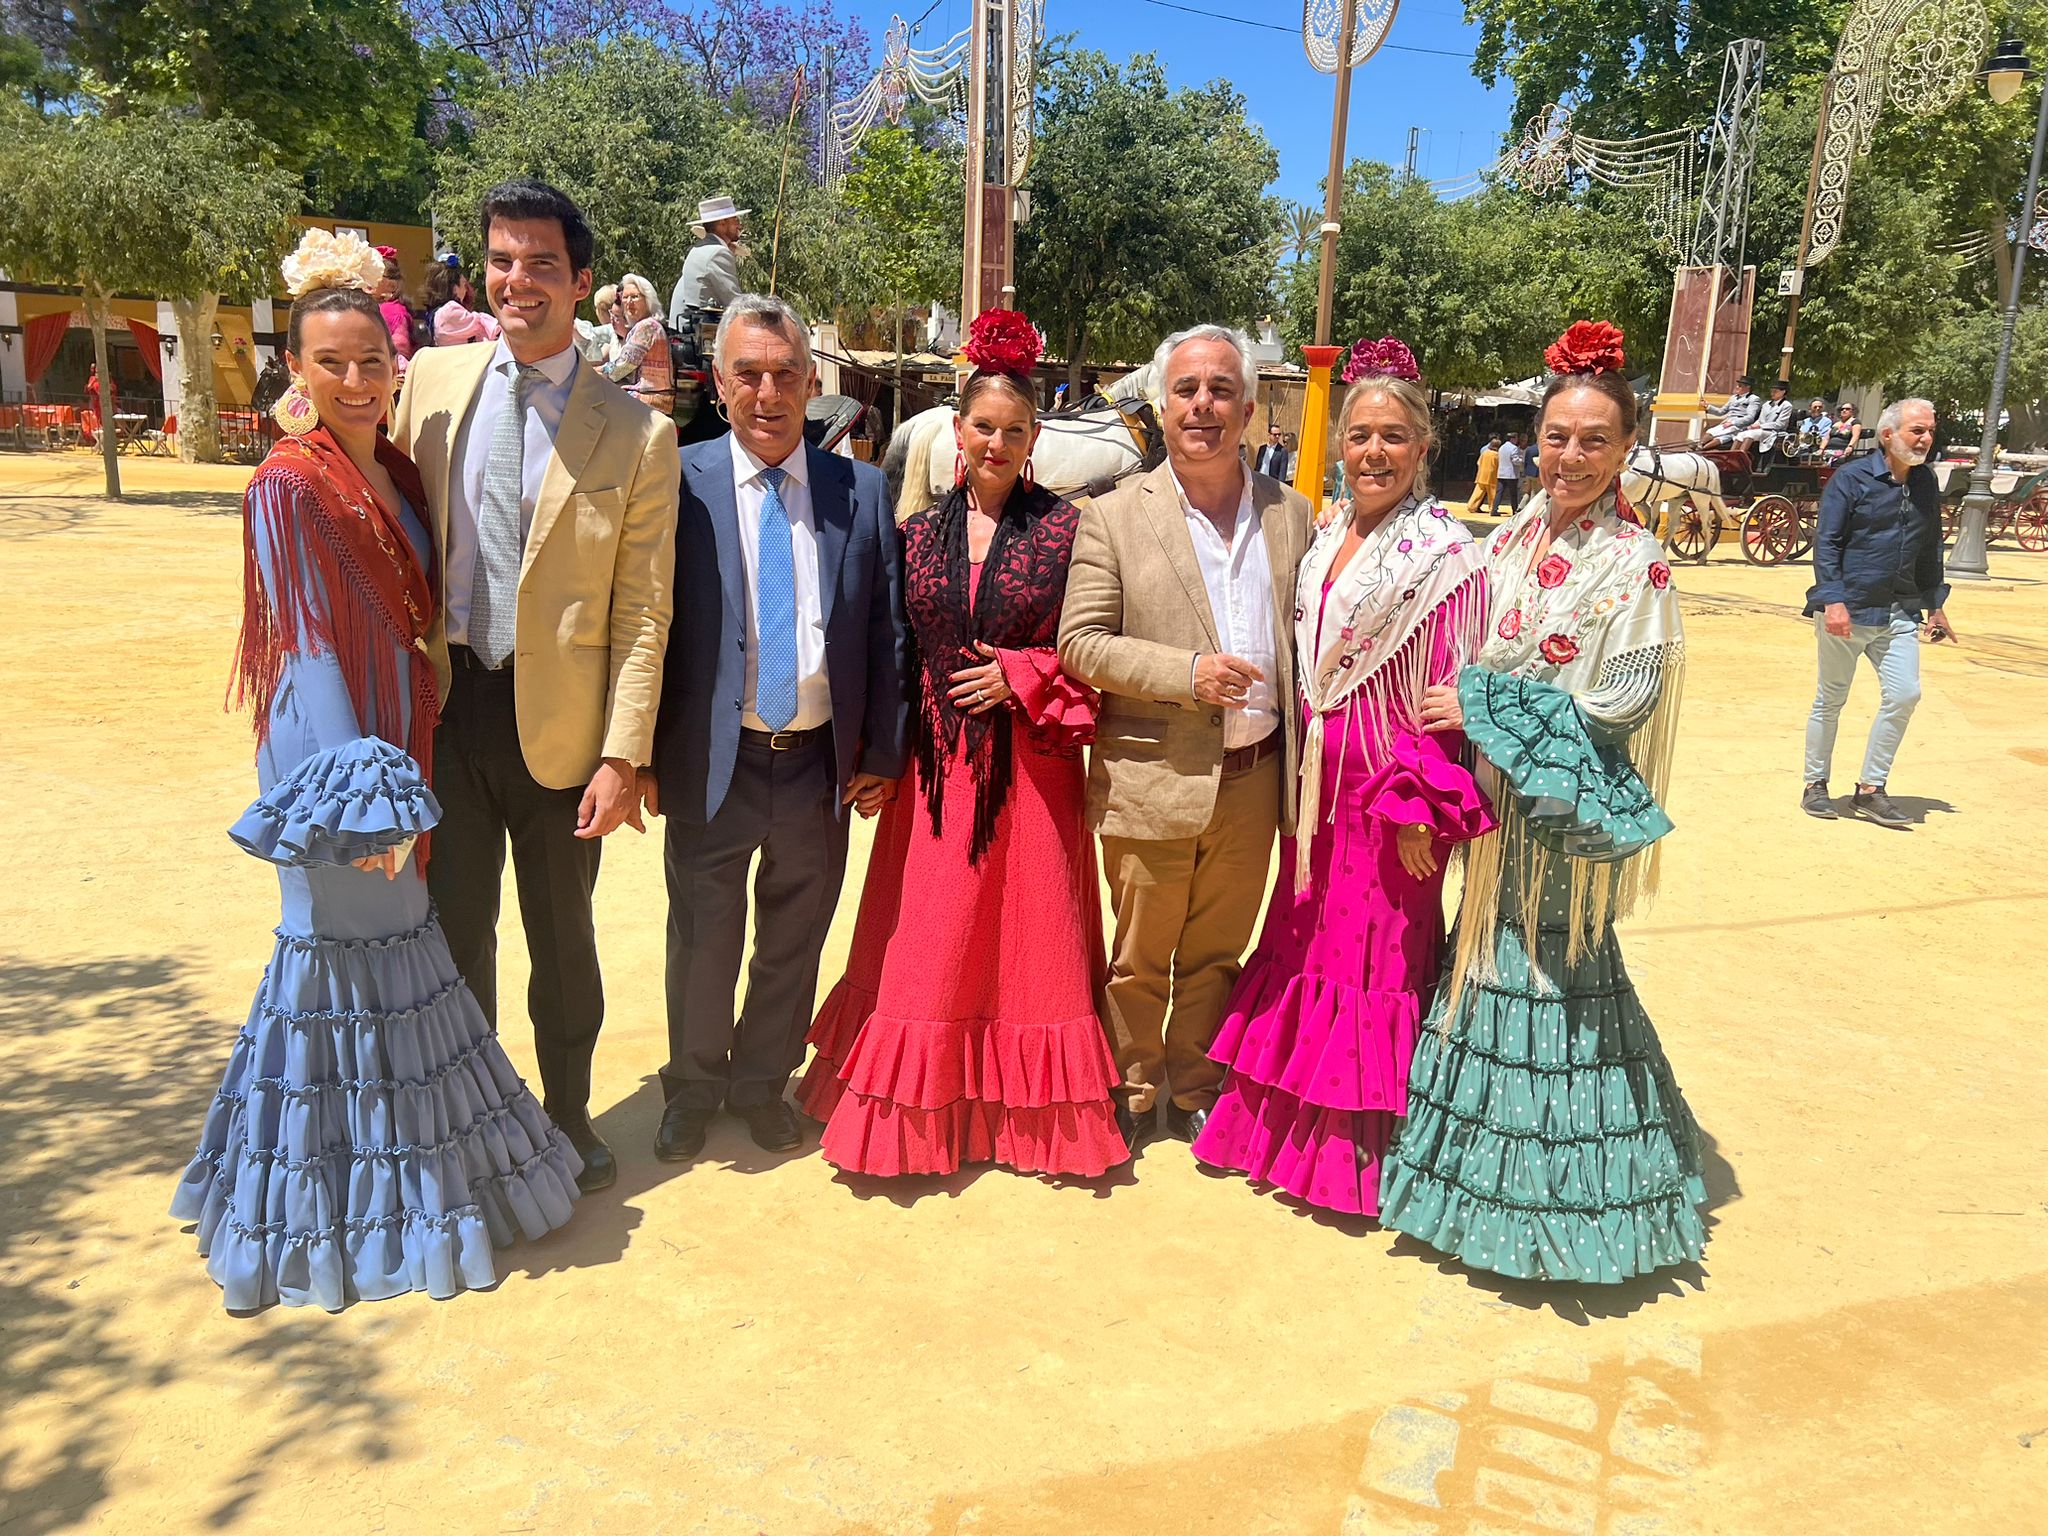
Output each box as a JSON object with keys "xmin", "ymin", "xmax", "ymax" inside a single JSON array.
[
  {"xmin": 732, "ymin": 434, "xmax": 831, "ymax": 732},
  {"xmin": 444, "ymin": 340, "xmax": 581, "ymax": 647},
  {"xmin": 1497, "ymin": 439, "xmax": 1523, "ymax": 480},
  {"xmin": 1172, "ymin": 465, "xmax": 1278, "ymax": 751}
]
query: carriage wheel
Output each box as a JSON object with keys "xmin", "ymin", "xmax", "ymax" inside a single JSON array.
[
  {"xmin": 1942, "ymin": 503, "xmax": 1961, "ymax": 541},
  {"xmin": 2018, "ymin": 496, "xmax": 2048, "ymax": 552},
  {"xmin": 1667, "ymin": 505, "xmax": 1715, "ymax": 562},
  {"xmin": 1792, "ymin": 500, "xmax": 1819, "ymax": 559},
  {"xmin": 1741, "ymin": 495, "xmax": 1800, "ymax": 565}
]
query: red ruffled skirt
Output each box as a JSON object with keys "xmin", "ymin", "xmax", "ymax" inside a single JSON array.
[{"xmin": 800, "ymin": 733, "xmax": 1125, "ymax": 1177}]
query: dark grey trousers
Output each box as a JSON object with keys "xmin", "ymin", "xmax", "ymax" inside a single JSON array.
[
  {"xmin": 659, "ymin": 734, "xmax": 851, "ymax": 1110},
  {"xmin": 429, "ymin": 655, "xmax": 605, "ymax": 1121}
]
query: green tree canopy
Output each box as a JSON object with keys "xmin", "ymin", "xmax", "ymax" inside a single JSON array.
[
  {"xmin": 1281, "ymin": 163, "xmax": 1668, "ymax": 389},
  {"xmin": 835, "ymin": 123, "xmax": 963, "ymax": 314},
  {"xmin": 39, "ymin": 0, "xmax": 437, "ymax": 219},
  {"xmin": 1017, "ymin": 47, "xmax": 1282, "ymax": 385},
  {"xmin": 435, "ymin": 39, "xmax": 795, "ymax": 305},
  {"xmin": 0, "ymin": 105, "xmax": 302, "ymax": 471}
]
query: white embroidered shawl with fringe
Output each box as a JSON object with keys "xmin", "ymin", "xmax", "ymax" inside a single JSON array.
[
  {"xmin": 1451, "ymin": 489, "xmax": 1687, "ymax": 990},
  {"xmin": 1292, "ymin": 496, "xmax": 1487, "ymax": 893}
]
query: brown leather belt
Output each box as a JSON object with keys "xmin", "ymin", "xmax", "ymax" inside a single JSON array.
[
  {"xmin": 1221, "ymin": 732, "xmax": 1280, "ymax": 776},
  {"xmin": 740, "ymin": 724, "xmax": 829, "ymax": 751}
]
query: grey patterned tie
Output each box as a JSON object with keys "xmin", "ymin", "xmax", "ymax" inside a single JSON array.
[{"xmin": 468, "ymin": 363, "xmax": 546, "ymax": 667}]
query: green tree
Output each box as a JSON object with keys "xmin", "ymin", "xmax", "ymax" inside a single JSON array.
[
  {"xmin": 1281, "ymin": 162, "xmax": 1667, "ymax": 388},
  {"xmin": 44, "ymin": 0, "xmax": 435, "ymax": 217},
  {"xmin": 1895, "ymin": 305, "xmax": 2048, "ymax": 446},
  {"xmin": 835, "ymin": 124, "xmax": 963, "ymax": 362},
  {"xmin": 434, "ymin": 39, "xmax": 794, "ymax": 307},
  {"xmin": 0, "ymin": 107, "xmax": 302, "ymax": 473},
  {"xmin": 1017, "ymin": 47, "xmax": 1282, "ymax": 388}
]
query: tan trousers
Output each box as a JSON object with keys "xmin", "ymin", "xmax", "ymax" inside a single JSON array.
[{"xmin": 1099, "ymin": 754, "xmax": 1279, "ymax": 1114}]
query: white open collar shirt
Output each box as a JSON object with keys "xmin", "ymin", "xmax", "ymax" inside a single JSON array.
[
  {"xmin": 1171, "ymin": 464, "xmax": 1278, "ymax": 751},
  {"xmin": 444, "ymin": 340, "xmax": 580, "ymax": 647},
  {"xmin": 731, "ymin": 434, "xmax": 831, "ymax": 732}
]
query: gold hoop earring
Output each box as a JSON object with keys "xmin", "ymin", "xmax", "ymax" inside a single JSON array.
[{"xmin": 272, "ymin": 378, "xmax": 319, "ymax": 437}]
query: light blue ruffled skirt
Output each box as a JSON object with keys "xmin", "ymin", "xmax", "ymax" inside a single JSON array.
[{"xmin": 171, "ymin": 738, "xmax": 581, "ymax": 1312}]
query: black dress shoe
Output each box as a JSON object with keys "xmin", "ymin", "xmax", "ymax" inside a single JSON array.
[
  {"xmin": 1114, "ymin": 1101, "xmax": 1154, "ymax": 1160},
  {"xmin": 734, "ymin": 1098, "xmax": 804, "ymax": 1152},
  {"xmin": 654, "ymin": 1103, "xmax": 716, "ymax": 1163},
  {"xmin": 1164, "ymin": 1102, "xmax": 1211, "ymax": 1144},
  {"xmin": 553, "ymin": 1115, "xmax": 617, "ymax": 1192}
]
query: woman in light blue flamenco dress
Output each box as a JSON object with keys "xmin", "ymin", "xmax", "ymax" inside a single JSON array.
[
  {"xmin": 171, "ymin": 231, "xmax": 581, "ymax": 1311},
  {"xmin": 1380, "ymin": 322, "xmax": 1708, "ymax": 1284}
]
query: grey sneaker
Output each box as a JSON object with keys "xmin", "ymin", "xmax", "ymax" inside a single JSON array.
[
  {"xmin": 1852, "ymin": 785, "xmax": 1911, "ymax": 829},
  {"xmin": 1802, "ymin": 781, "xmax": 1837, "ymax": 819}
]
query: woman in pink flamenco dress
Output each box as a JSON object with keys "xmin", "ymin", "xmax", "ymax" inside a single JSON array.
[
  {"xmin": 798, "ymin": 310, "xmax": 1127, "ymax": 1177},
  {"xmin": 1193, "ymin": 338, "xmax": 1494, "ymax": 1214}
]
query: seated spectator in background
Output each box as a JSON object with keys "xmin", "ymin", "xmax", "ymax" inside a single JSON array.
[
  {"xmin": 1705, "ymin": 374, "xmax": 1760, "ymax": 445},
  {"xmin": 1737, "ymin": 380, "xmax": 1798, "ymax": 453},
  {"xmin": 1825, "ymin": 402, "xmax": 1865, "ymax": 459},
  {"xmin": 578, "ymin": 282, "xmax": 626, "ymax": 368},
  {"xmin": 600, "ymin": 273, "xmax": 674, "ymax": 415},
  {"xmin": 1796, "ymin": 398, "xmax": 1831, "ymax": 457}
]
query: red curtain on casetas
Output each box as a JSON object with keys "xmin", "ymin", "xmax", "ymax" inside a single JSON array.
[
  {"xmin": 23, "ymin": 310, "xmax": 73, "ymax": 385},
  {"xmin": 126, "ymin": 318, "xmax": 165, "ymax": 381}
]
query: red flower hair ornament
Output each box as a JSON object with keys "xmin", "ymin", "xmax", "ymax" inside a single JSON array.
[
  {"xmin": 1341, "ymin": 335, "xmax": 1421, "ymax": 384},
  {"xmin": 963, "ymin": 308, "xmax": 1045, "ymax": 377},
  {"xmin": 1544, "ymin": 320, "xmax": 1626, "ymax": 377}
]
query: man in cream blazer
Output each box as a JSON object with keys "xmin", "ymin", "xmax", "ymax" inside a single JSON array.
[
  {"xmin": 392, "ymin": 179, "xmax": 680, "ymax": 1191},
  {"xmin": 1059, "ymin": 324, "xmax": 1310, "ymax": 1153}
]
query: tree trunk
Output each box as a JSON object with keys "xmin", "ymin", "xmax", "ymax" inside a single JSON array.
[
  {"xmin": 1065, "ymin": 321, "xmax": 1089, "ymax": 393},
  {"xmin": 84, "ymin": 282, "xmax": 122, "ymax": 500},
  {"xmin": 172, "ymin": 293, "xmax": 223, "ymax": 463}
]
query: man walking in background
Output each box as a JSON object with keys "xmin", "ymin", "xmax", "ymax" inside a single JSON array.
[
  {"xmin": 1801, "ymin": 397, "xmax": 1954, "ymax": 830},
  {"xmin": 1493, "ymin": 431, "xmax": 1523, "ymax": 513}
]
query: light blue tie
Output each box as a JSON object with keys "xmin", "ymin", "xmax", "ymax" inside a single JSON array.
[{"xmin": 754, "ymin": 465, "xmax": 798, "ymax": 731}]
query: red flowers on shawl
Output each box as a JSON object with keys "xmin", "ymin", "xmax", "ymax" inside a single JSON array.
[
  {"xmin": 1498, "ymin": 608, "xmax": 1524, "ymax": 640},
  {"xmin": 964, "ymin": 309, "xmax": 1044, "ymax": 376},
  {"xmin": 1647, "ymin": 561, "xmax": 1672, "ymax": 589},
  {"xmin": 1341, "ymin": 335, "xmax": 1421, "ymax": 383},
  {"xmin": 1536, "ymin": 553, "xmax": 1572, "ymax": 589},
  {"xmin": 1545, "ymin": 321, "xmax": 1626, "ymax": 377},
  {"xmin": 1539, "ymin": 633, "xmax": 1581, "ymax": 664}
]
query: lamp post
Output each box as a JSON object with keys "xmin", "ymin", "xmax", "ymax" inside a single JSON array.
[{"xmin": 1953, "ymin": 31, "xmax": 2047, "ymax": 581}]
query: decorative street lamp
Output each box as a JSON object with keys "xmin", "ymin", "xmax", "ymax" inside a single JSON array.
[{"xmin": 1952, "ymin": 30, "xmax": 2048, "ymax": 581}]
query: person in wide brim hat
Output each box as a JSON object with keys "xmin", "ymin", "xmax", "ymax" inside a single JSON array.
[{"xmin": 673, "ymin": 195, "xmax": 749, "ymax": 314}]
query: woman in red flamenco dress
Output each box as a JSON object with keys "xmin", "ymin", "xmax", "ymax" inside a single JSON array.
[{"xmin": 797, "ymin": 311, "xmax": 1128, "ymax": 1177}]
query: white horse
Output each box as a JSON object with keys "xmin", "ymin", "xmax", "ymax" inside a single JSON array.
[
  {"xmin": 881, "ymin": 362, "xmax": 1162, "ymax": 519},
  {"xmin": 1620, "ymin": 445, "xmax": 1731, "ymax": 533}
]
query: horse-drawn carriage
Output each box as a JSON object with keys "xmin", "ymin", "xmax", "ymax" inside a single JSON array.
[
  {"xmin": 1930, "ymin": 461, "xmax": 2048, "ymax": 552},
  {"xmin": 1629, "ymin": 440, "xmax": 2048, "ymax": 565},
  {"xmin": 1624, "ymin": 441, "xmax": 1834, "ymax": 565}
]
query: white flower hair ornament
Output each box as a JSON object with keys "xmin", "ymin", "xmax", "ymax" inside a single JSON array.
[{"xmin": 280, "ymin": 228, "xmax": 386, "ymax": 300}]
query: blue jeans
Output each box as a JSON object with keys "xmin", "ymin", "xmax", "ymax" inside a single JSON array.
[{"xmin": 1804, "ymin": 607, "xmax": 1923, "ymax": 787}]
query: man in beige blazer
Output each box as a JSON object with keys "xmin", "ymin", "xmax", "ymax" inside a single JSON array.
[
  {"xmin": 391, "ymin": 179, "xmax": 680, "ymax": 1191},
  {"xmin": 1059, "ymin": 324, "xmax": 1311, "ymax": 1153}
]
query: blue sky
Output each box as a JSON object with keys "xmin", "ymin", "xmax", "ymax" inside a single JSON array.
[{"xmin": 836, "ymin": 0, "xmax": 1518, "ymax": 206}]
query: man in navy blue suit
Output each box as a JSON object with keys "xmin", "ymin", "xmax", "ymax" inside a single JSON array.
[{"xmin": 642, "ymin": 294, "xmax": 910, "ymax": 1160}]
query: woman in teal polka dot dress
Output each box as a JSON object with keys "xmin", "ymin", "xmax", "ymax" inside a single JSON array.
[{"xmin": 1378, "ymin": 323, "xmax": 1708, "ymax": 1284}]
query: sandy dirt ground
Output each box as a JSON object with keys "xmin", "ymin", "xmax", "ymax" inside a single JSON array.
[{"xmin": 2, "ymin": 451, "xmax": 2045, "ymax": 1536}]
